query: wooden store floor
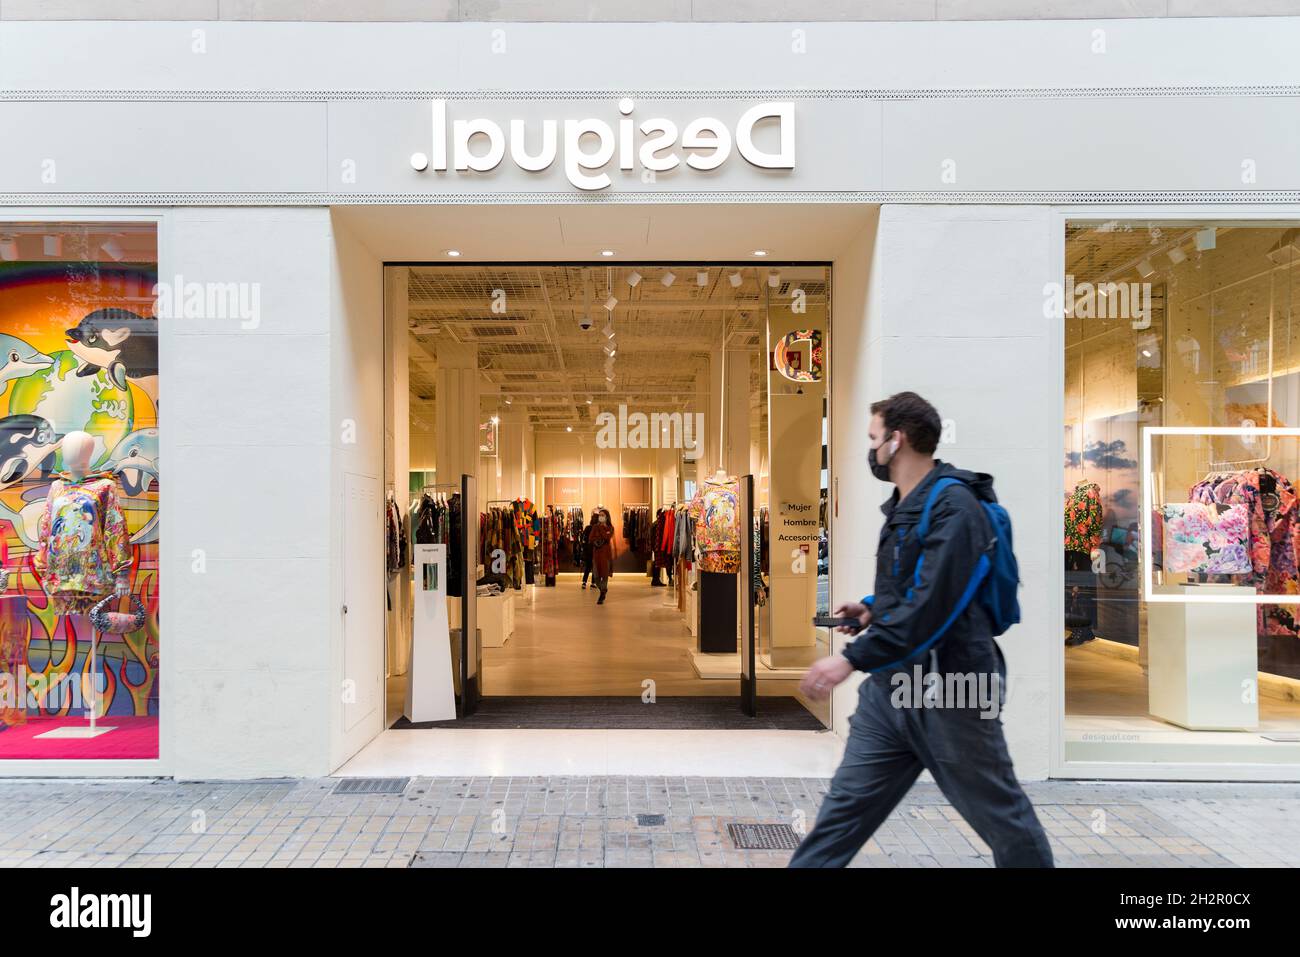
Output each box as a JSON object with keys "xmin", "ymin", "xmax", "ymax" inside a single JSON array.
[
  {"xmin": 484, "ymin": 574, "xmax": 734, "ymax": 696},
  {"xmin": 1066, "ymin": 638, "xmax": 1300, "ymax": 724},
  {"xmin": 386, "ymin": 574, "xmax": 810, "ymax": 724}
]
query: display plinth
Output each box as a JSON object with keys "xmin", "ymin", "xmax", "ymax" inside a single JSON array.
[
  {"xmin": 36, "ymin": 726, "xmax": 117, "ymax": 739},
  {"xmin": 449, "ymin": 592, "xmax": 514, "ymax": 648},
  {"xmin": 407, "ymin": 544, "xmax": 456, "ymax": 723},
  {"xmin": 1147, "ymin": 583, "xmax": 1259, "ymax": 731}
]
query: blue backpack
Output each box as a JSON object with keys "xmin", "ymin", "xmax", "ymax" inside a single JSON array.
[{"xmin": 913, "ymin": 476, "xmax": 1021, "ymax": 637}]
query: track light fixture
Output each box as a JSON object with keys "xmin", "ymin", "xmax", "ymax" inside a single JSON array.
[
  {"xmin": 1136, "ymin": 259, "xmax": 1155, "ymax": 279},
  {"xmin": 661, "ymin": 271, "xmax": 676, "ymax": 288},
  {"xmin": 728, "ymin": 272, "xmax": 743, "ymax": 288},
  {"xmin": 767, "ymin": 271, "xmax": 781, "ymax": 289},
  {"xmin": 696, "ymin": 270, "xmax": 709, "ymax": 286},
  {"xmin": 627, "ymin": 270, "xmax": 642, "ymax": 287},
  {"xmin": 1168, "ymin": 246, "xmax": 1187, "ymax": 265},
  {"xmin": 604, "ymin": 295, "xmax": 618, "ymax": 311}
]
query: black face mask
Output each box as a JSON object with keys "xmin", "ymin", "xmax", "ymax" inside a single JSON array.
[{"xmin": 868, "ymin": 444, "xmax": 892, "ymax": 482}]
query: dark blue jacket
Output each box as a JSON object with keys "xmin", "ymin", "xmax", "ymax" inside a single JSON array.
[{"xmin": 842, "ymin": 461, "xmax": 1005, "ymax": 678}]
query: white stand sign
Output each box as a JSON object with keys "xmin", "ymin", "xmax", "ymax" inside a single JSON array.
[{"xmin": 406, "ymin": 544, "xmax": 456, "ymax": 723}]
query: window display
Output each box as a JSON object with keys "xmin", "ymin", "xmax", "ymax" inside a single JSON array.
[
  {"xmin": 0, "ymin": 222, "xmax": 159, "ymax": 759},
  {"xmin": 1064, "ymin": 219, "xmax": 1300, "ymax": 767}
]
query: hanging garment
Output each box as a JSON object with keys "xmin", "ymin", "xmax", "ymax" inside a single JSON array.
[
  {"xmin": 687, "ymin": 477, "xmax": 741, "ymax": 573},
  {"xmin": 1064, "ymin": 481, "xmax": 1104, "ymax": 553},
  {"xmin": 33, "ymin": 474, "xmax": 133, "ymax": 613},
  {"xmin": 1159, "ymin": 502, "xmax": 1252, "ymax": 574}
]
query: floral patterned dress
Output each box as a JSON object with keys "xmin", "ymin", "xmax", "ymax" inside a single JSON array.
[
  {"xmin": 33, "ymin": 474, "xmax": 132, "ymax": 614},
  {"xmin": 687, "ymin": 478, "xmax": 741, "ymax": 573},
  {"xmin": 1064, "ymin": 481, "xmax": 1104, "ymax": 554}
]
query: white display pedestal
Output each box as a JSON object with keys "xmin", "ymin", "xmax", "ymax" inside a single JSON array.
[
  {"xmin": 1147, "ymin": 583, "xmax": 1259, "ymax": 731},
  {"xmin": 406, "ymin": 544, "xmax": 456, "ymax": 723},
  {"xmin": 449, "ymin": 592, "xmax": 515, "ymax": 648}
]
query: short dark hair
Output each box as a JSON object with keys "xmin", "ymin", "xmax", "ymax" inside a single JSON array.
[{"xmin": 870, "ymin": 391, "xmax": 942, "ymax": 455}]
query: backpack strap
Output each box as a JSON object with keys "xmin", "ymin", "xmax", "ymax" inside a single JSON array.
[{"xmin": 911, "ymin": 477, "xmax": 966, "ymax": 591}]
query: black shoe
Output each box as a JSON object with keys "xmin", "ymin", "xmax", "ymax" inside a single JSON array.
[
  {"xmin": 597, "ymin": 595, "xmax": 605, "ymax": 605},
  {"xmin": 1065, "ymin": 627, "xmax": 1096, "ymax": 647}
]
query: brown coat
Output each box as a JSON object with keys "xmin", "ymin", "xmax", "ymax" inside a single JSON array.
[{"xmin": 588, "ymin": 522, "xmax": 614, "ymax": 578}]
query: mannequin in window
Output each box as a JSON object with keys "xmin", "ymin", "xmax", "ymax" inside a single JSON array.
[{"xmin": 34, "ymin": 431, "xmax": 132, "ymax": 616}]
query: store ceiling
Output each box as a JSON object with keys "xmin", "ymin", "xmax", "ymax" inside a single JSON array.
[{"xmin": 405, "ymin": 263, "xmax": 830, "ymax": 431}]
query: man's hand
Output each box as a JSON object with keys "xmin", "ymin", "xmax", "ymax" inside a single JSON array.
[
  {"xmin": 835, "ymin": 601, "xmax": 872, "ymax": 634},
  {"xmin": 800, "ymin": 654, "xmax": 856, "ymax": 701}
]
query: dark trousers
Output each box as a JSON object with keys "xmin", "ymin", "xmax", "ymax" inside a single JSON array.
[{"xmin": 788, "ymin": 673, "xmax": 1054, "ymax": 868}]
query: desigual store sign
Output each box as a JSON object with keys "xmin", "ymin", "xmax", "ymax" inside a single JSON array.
[
  {"xmin": 323, "ymin": 96, "xmax": 873, "ymax": 196},
  {"xmin": 407, "ymin": 100, "xmax": 796, "ymax": 190}
]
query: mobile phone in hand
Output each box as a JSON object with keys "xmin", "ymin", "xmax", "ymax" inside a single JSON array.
[{"xmin": 812, "ymin": 615, "xmax": 861, "ymax": 629}]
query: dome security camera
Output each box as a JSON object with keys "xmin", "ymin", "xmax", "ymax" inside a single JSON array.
[{"xmin": 579, "ymin": 315, "xmax": 593, "ymax": 331}]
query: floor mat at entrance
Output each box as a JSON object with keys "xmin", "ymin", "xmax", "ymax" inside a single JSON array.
[{"xmin": 391, "ymin": 696, "xmax": 824, "ymax": 730}]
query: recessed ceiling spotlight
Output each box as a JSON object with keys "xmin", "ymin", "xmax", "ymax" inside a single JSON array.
[
  {"xmin": 728, "ymin": 272, "xmax": 743, "ymax": 288},
  {"xmin": 446, "ymin": 249, "xmax": 462, "ymax": 258},
  {"xmin": 604, "ymin": 296, "xmax": 618, "ymax": 311},
  {"xmin": 752, "ymin": 249, "xmax": 768, "ymax": 257},
  {"xmin": 661, "ymin": 271, "xmax": 676, "ymax": 288},
  {"xmin": 767, "ymin": 271, "xmax": 781, "ymax": 289},
  {"xmin": 600, "ymin": 249, "xmax": 616, "ymax": 257},
  {"xmin": 627, "ymin": 271, "xmax": 642, "ymax": 287},
  {"xmin": 696, "ymin": 270, "xmax": 709, "ymax": 286},
  {"xmin": 1168, "ymin": 246, "xmax": 1187, "ymax": 265},
  {"xmin": 1136, "ymin": 259, "xmax": 1155, "ymax": 279}
]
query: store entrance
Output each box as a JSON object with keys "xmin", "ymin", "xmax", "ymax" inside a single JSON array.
[{"xmin": 381, "ymin": 262, "xmax": 833, "ymax": 731}]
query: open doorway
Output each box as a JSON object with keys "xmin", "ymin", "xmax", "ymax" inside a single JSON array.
[{"xmin": 382, "ymin": 261, "xmax": 833, "ymax": 731}]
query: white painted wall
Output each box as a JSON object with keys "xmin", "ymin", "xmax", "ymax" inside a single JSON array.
[
  {"xmin": 168, "ymin": 207, "xmax": 335, "ymax": 779},
  {"xmin": 830, "ymin": 205, "xmax": 1054, "ymax": 779}
]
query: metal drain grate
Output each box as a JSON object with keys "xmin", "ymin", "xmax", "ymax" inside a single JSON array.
[
  {"xmin": 726, "ymin": 822, "xmax": 801, "ymax": 850},
  {"xmin": 332, "ymin": 777, "xmax": 411, "ymax": 795},
  {"xmin": 636, "ymin": 814, "xmax": 666, "ymax": 827}
]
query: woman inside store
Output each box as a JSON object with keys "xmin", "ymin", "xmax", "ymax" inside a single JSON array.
[
  {"xmin": 588, "ymin": 508, "xmax": 616, "ymax": 605},
  {"xmin": 580, "ymin": 512, "xmax": 598, "ymax": 589}
]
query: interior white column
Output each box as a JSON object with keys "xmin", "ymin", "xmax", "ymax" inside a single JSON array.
[{"xmin": 435, "ymin": 341, "xmax": 480, "ymax": 485}]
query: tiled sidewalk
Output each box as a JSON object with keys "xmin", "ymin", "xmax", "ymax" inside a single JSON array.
[{"xmin": 0, "ymin": 777, "xmax": 1294, "ymax": 868}]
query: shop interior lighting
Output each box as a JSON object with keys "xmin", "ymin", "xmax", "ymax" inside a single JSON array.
[
  {"xmin": 1167, "ymin": 246, "xmax": 1187, "ymax": 265},
  {"xmin": 100, "ymin": 238, "xmax": 124, "ymax": 262},
  {"xmin": 627, "ymin": 270, "xmax": 642, "ymax": 287},
  {"xmin": 604, "ymin": 295, "xmax": 618, "ymax": 311},
  {"xmin": 600, "ymin": 249, "xmax": 615, "ymax": 257},
  {"xmin": 603, "ymin": 343, "xmax": 617, "ymax": 357},
  {"xmin": 728, "ymin": 272, "xmax": 743, "ymax": 288},
  {"xmin": 1136, "ymin": 259, "xmax": 1155, "ymax": 279},
  {"xmin": 0, "ymin": 236, "xmax": 17, "ymax": 262},
  {"xmin": 752, "ymin": 249, "xmax": 768, "ymax": 257},
  {"xmin": 1195, "ymin": 227, "xmax": 1217, "ymax": 251},
  {"xmin": 602, "ymin": 321, "xmax": 615, "ymax": 339},
  {"xmin": 767, "ymin": 271, "xmax": 781, "ymax": 289},
  {"xmin": 566, "ymin": 425, "xmax": 573, "ymax": 432},
  {"xmin": 661, "ymin": 270, "xmax": 676, "ymax": 287},
  {"xmin": 696, "ymin": 270, "xmax": 709, "ymax": 286},
  {"xmin": 42, "ymin": 235, "xmax": 62, "ymax": 257},
  {"xmin": 446, "ymin": 249, "xmax": 461, "ymax": 257}
]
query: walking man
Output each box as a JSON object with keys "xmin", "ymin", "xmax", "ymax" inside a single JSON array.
[{"xmin": 789, "ymin": 391, "xmax": 1053, "ymax": 868}]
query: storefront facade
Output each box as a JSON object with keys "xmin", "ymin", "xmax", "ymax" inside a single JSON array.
[{"xmin": 2, "ymin": 16, "xmax": 1300, "ymax": 779}]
